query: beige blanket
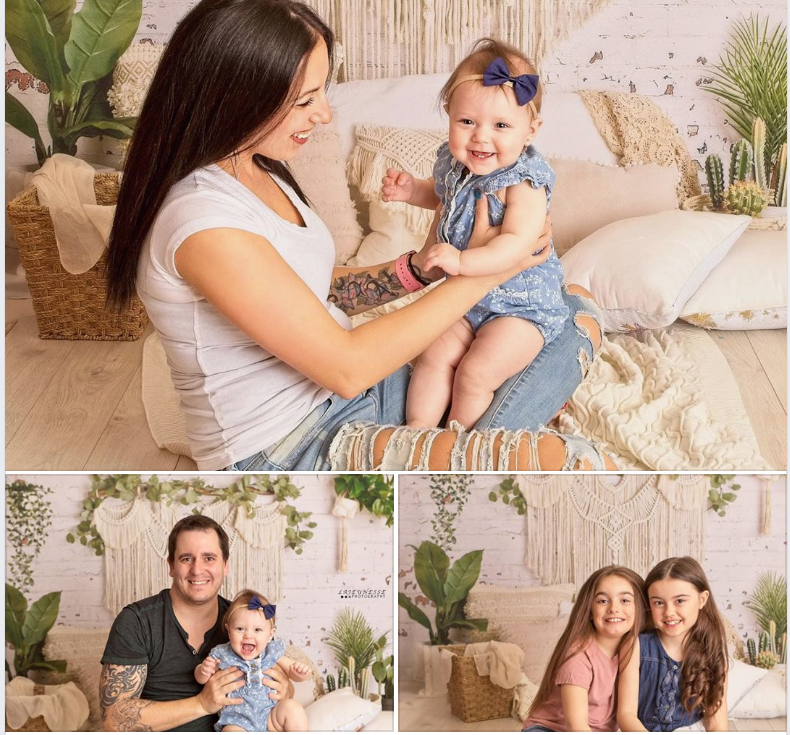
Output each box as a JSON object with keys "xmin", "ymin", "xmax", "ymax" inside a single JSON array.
[
  {"xmin": 464, "ymin": 641, "xmax": 524, "ymax": 690},
  {"xmin": 141, "ymin": 324, "xmax": 767, "ymax": 469}
]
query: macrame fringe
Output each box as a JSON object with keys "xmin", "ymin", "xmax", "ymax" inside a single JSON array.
[
  {"xmin": 303, "ymin": 1, "xmax": 614, "ymax": 80},
  {"xmin": 347, "ymin": 140, "xmax": 437, "ymax": 235},
  {"xmin": 340, "ymin": 518, "xmax": 349, "ymax": 572},
  {"xmin": 762, "ymin": 478, "xmax": 772, "ymax": 535},
  {"xmin": 516, "ymin": 476, "xmax": 707, "ymax": 585}
]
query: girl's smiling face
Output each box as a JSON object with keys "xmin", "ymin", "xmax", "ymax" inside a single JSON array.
[
  {"xmin": 648, "ymin": 578, "xmax": 710, "ymax": 640},
  {"xmin": 590, "ymin": 574, "xmax": 638, "ymax": 639},
  {"xmin": 227, "ymin": 608, "xmax": 274, "ymax": 661}
]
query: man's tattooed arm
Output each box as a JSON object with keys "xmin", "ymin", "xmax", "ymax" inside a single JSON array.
[{"xmin": 100, "ymin": 664, "xmax": 154, "ymax": 731}]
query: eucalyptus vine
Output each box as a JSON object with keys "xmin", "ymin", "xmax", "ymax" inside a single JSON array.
[
  {"xmin": 66, "ymin": 474, "xmax": 316, "ymax": 556},
  {"xmin": 6, "ymin": 480, "xmax": 54, "ymax": 596},
  {"xmin": 429, "ymin": 474, "xmax": 473, "ymax": 551}
]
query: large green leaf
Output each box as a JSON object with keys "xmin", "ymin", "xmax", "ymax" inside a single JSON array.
[
  {"xmin": 5, "ymin": 584, "xmax": 28, "ymax": 631},
  {"xmin": 64, "ymin": 0, "xmax": 142, "ymax": 89},
  {"xmin": 6, "ymin": 598, "xmax": 25, "ymax": 650},
  {"xmin": 21, "ymin": 591, "xmax": 61, "ymax": 648},
  {"xmin": 6, "ymin": 0, "xmax": 68, "ymax": 93},
  {"xmin": 5, "ymin": 92, "xmax": 48, "ymax": 164},
  {"xmin": 411, "ymin": 542, "xmax": 449, "ymax": 606},
  {"xmin": 38, "ymin": 0, "xmax": 75, "ymax": 48},
  {"xmin": 446, "ymin": 618, "xmax": 489, "ymax": 632},
  {"xmin": 397, "ymin": 592, "xmax": 434, "ymax": 641},
  {"xmin": 443, "ymin": 549, "xmax": 483, "ymax": 605},
  {"xmin": 62, "ymin": 117, "xmax": 135, "ymax": 144}
]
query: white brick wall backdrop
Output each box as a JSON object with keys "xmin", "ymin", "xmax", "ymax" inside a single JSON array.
[
  {"xmin": 5, "ymin": 473, "xmax": 393, "ymax": 676},
  {"xmin": 5, "ymin": 0, "xmax": 787, "ymax": 179},
  {"xmin": 398, "ymin": 474, "xmax": 787, "ymax": 683}
]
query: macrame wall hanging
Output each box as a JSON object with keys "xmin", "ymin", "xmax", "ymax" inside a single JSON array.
[
  {"xmin": 332, "ymin": 495, "xmax": 360, "ymax": 572},
  {"xmin": 302, "ymin": 0, "xmax": 613, "ymax": 80},
  {"xmin": 512, "ymin": 474, "xmax": 708, "ymax": 585},
  {"xmin": 756, "ymin": 475, "xmax": 778, "ymax": 535},
  {"xmin": 94, "ymin": 497, "xmax": 285, "ymax": 616}
]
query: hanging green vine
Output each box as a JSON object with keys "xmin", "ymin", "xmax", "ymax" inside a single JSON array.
[
  {"xmin": 429, "ymin": 474, "xmax": 473, "ymax": 550},
  {"xmin": 333, "ymin": 474, "xmax": 394, "ymax": 526},
  {"xmin": 492, "ymin": 475, "xmax": 742, "ymax": 517},
  {"xmin": 6, "ymin": 480, "xmax": 54, "ymax": 596},
  {"xmin": 66, "ymin": 474, "xmax": 316, "ymax": 556}
]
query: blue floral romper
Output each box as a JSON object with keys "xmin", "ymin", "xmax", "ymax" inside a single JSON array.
[
  {"xmin": 433, "ymin": 142, "xmax": 569, "ymax": 343},
  {"xmin": 210, "ymin": 637, "xmax": 286, "ymax": 731},
  {"xmin": 637, "ymin": 631, "xmax": 702, "ymax": 731}
]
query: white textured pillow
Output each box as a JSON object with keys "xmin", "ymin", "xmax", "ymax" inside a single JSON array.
[
  {"xmin": 681, "ymin": 228, "xmax": 787, "ymax": 330},
  {"xmin": 305, "ymin": 688, "xmax": 382, "ymax": 731},
  {"xmin": 561, "ymin": 211, "xmax": 751, "ymax": 332},
  {"xmin": 288, "ymin": 121, "xmax": 363, "ymax": 265},
  {"xmin": 729, "ymin": 665, "xmax": 786, "ymax": 718}
]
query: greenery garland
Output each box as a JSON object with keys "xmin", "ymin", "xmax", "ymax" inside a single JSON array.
[
  {"xmin": 6, "ymin": 480, "xmax": 54, "ymax": 596},
  {"xmin": 333, "ymin": 474, "xmax": 394, "ymax": 526},
  {"xmin": 429, "ymin": 474, "xmax": 473, "ymax": 551},
  {"xmin": 490, "ymin": 475, "xmax": 741, "ymax": 516},
  {"xmin": 66, "ymin": 474, "xmax": 316, "ymax": 556}
]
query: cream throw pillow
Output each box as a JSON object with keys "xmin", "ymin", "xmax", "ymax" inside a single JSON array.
[
  {"xmin": 561, "ymin": 210, "xmax": 751, "ymax": 332},
  {"xmin": 347, "ymin": 124, "xmax": 681, "ymax": 267},
  {"xmin": 681, "ymin": 228, "xmax": 787, "ymax": 330},
  {"xmin": 288, "ymin": 121, "xmax": 363, "ymax": 265}
]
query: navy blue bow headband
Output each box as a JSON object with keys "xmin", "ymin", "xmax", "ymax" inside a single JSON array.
[
  {"xmin": 447, "ymin": 57, "xmax": 540, "ymax": 114},
  {"xmin": 249, "ymin": 595, "xmax": 276, "ymax": 619}
]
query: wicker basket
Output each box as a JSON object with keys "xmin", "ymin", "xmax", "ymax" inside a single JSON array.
[
  {"xmin": 6, "ymin": 172, "xmax": 148, "ymax": 340},
  {"xmin": 5, "ymin": 684, "xmax": 52, "ymax": 732},
  {"xmin": 681, "ymin": 194, "xmax": 787, "ymax": 231},
  {"xmin": 442, "ymin": 644, "xmax": 515, "ymax": 723}
]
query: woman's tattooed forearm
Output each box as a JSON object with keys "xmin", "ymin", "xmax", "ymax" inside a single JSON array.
[
  {"xmin": 328, "ymin": 268, "xmax": 405, "ymax": 313},
  {"xmin": 100, "ymin": 663, "xmax": 153, "ymax": 731}
]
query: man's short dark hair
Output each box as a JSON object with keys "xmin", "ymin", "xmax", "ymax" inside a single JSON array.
[{"xmin": 167, "ymin": 514, "xmax": 230, "ymax": 563}]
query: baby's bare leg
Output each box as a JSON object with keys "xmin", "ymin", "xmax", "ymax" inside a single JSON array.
[
  {"xmin": 267, "ymin": 699, "xmax": 308, "ymax": 732},
  {"xmin": 406, "ymin": 318, "xmax": 474, "ymax": 428},
  {"xmin": 449, "ymin": 317, "xmax": 545, "ymax": 429},
  {"xmin": 221, "ymin": 727, "xmax": 246, "ymax": 732}
]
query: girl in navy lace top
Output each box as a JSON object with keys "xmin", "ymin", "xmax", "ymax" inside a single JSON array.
[{"xmin": 617, "ymin": 557, "xmax": 729, "ymax": 732}]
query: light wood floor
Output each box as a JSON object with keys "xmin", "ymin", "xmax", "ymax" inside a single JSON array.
[
  {"xmin": 398, "ymin": 680, "xmax": 787, "ymax": 732},
  {"xmin": 5, "ymin": 299, "xmax": 787, "ymax": 471}
]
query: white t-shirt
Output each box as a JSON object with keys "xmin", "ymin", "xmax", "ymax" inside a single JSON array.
[{"xmin": 137, "ymin": 164, "xmax": 351, "ymax": 469}]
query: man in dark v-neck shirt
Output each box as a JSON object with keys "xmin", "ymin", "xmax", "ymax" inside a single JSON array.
[{"xmin": 99, "ymin": 515, "xmax": 290, "ymax": 731}]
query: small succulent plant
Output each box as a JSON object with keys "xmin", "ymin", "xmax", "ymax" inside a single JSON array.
[
  {"xmin": 755, "ymin": 650, "xmax": 778, "ymax": 669},
  {"xmin": 326, "ymin": 673, "xmax": 336, "ymax": 692},
  {"xmin": 747, "ymin": 637, "xmax": 757, "ymax": 665},
  {"xmin": 726, "ymin": 180, "xmax": 769, "ymax": 215},
  {"xmin": 729, "ymin": 139, "xmax": 754, "ymax": 185},
  {"xmin": 706, "ymin": 154, "xmax": 726, "ymax": 210}
]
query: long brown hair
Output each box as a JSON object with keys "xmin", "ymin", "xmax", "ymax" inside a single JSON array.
[
  {"xmin": 528, "ymin": 566, "xmax": 647, "ymax": 718},
  {"xmin": 106, "ymin": 0, "xmax": 334, "ymax": 308},
  {"xmin": 644, "ymin": 557, "xmax": 728, "ymax": 717}
]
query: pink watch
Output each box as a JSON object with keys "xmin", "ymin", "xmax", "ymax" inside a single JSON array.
[{"xmin": 395, "ymin": 251, "xmax": 425, "ymax": 293}]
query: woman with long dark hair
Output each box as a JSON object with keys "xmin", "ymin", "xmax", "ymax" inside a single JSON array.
[{"xmin": 106, "ymin": 0, "xmax": 611, "ymax": 471}]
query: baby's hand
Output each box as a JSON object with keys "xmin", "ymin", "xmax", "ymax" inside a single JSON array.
[
  {"xmin": 288, "ymin": 661, "xmax": 312, "ymax": 682},
  {"xmin": 382, "ymin": 168, "xmax": 416, "ymax": 203},
  {"xmin": 196, "ymin": 656, "xmax": 219, "ymax": 684},
  {"xmin": 422, "ymin": 242, "xmax": 462, "ymax": 276}
]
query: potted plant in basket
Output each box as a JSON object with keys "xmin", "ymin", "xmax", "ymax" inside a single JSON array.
[
  {"xmin": 398, "ymin": 541, "xmax": 488, "ymax": 695},
  {"xmin": 6, "ymin": 0, "xmax": 142, "ymax": 166},
  {"xmin": 5, "ymin": 583, "xmax": 67, "ymax": 680}
]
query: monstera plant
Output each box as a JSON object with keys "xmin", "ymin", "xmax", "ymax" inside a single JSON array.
[
  {"xmin": 398, "ymin": 541, "xmax": 488, "ymax": 646},
  {"xmin": 5, "ymin": 0, "xmax": 141, "ymax": 165},
  {"xmin": 5, "ymin": 584, "xmax": 67, "ymax": 679}
]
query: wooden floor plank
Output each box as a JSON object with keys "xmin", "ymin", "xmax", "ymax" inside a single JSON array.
[
  {"xmin": 6, "ymin": 316, "xmax": 143, "ymax": 470},
  {"xmin": 5, "ymin": 317, "xmax": 77, "ymax": 445},
  {"xmin": 86, "ymin": 363, "xmax": 183, "ymax": 471},
  {"xmin": 714, "ymin": 329, "xmax": 787, "ymax": 470},
  {"xmin": 5, "ymin": 297, "xmax": 34, "ymax": 334},
  {"xmin": 746, "ymin": 329, "xmax": 787, "ymax": 412}
]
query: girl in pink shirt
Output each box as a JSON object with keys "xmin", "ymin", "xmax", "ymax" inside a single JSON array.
[{"xmin": 523, "ymin": 565, "xmax": 647, "ymax": 732}]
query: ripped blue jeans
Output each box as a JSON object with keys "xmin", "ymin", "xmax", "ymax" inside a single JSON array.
[{"xmin": 225, "ymin": 287, "xmax": 605, "ymax": 471}]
